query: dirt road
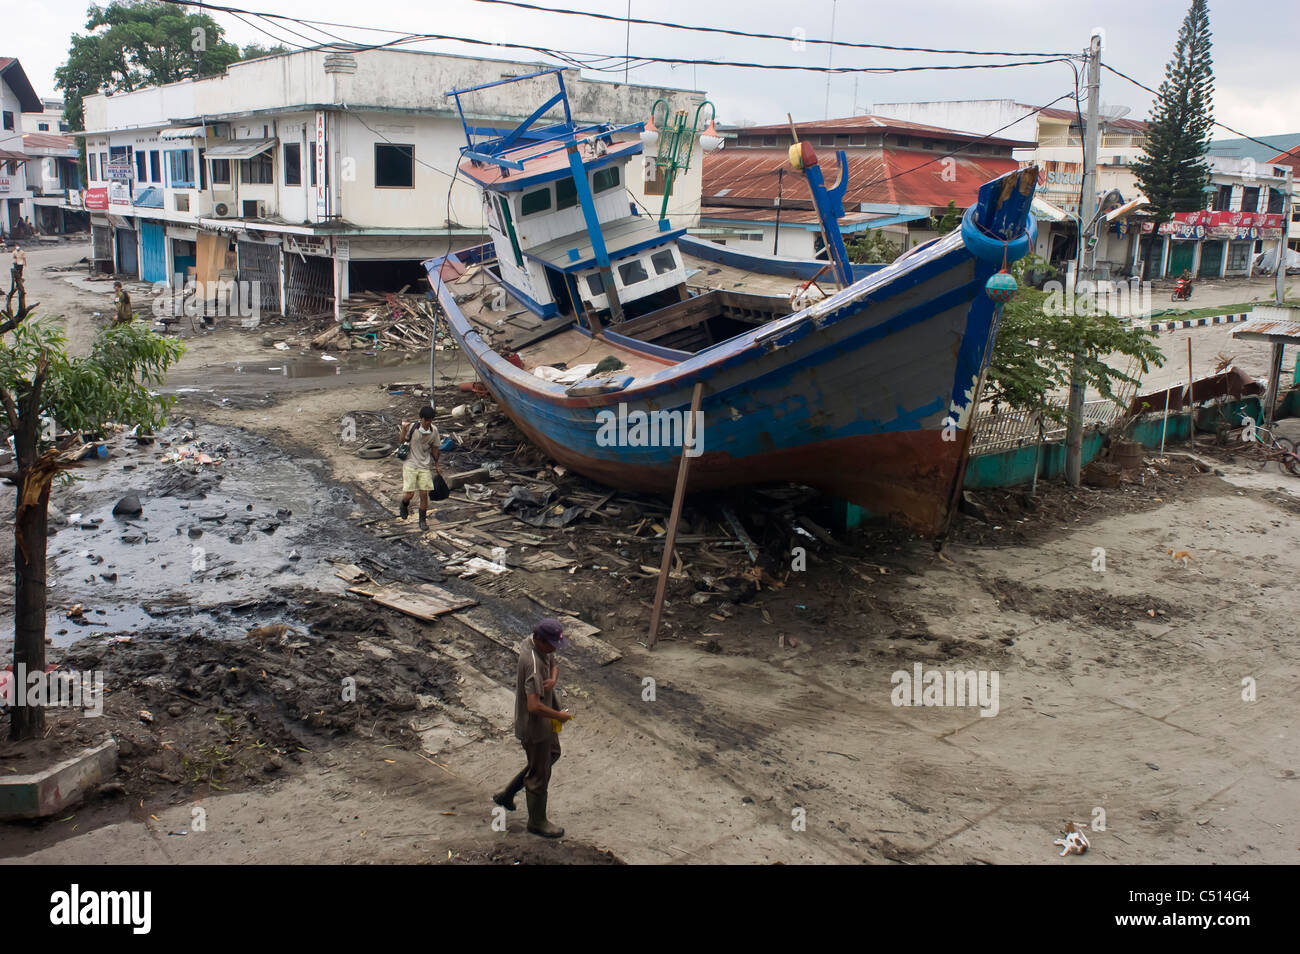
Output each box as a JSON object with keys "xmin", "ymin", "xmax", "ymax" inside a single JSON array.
[{"xmin": 2, "ymin": 242, "xmax": 1298, "ymax": 865}]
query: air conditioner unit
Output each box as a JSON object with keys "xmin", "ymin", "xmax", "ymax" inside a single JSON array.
[
  {"xmin": 213, "ymin": 202, "xmax": 234, "ymax": 218},
  {"xmin": 256, "ymin": 201, "xmax": 269, "ymax": 218}
]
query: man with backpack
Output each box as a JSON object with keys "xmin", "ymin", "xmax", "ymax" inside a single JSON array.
[{"xmin": 398, "ymin": 405, "xmax": 440, "ymax": 530}]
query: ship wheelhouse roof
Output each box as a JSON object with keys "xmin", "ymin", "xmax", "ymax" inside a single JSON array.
[{"xmin": 458, "ymin": 137, "xmax": 643, "ymax": 192}]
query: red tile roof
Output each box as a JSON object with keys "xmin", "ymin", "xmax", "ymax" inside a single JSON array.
[
  {"xmin": 22, "ymin": 132, "xmax": 76, "ymax": 153},
  {"xmin": 1266, "ymin": 150, "xmax": 1300, "ymax": 172},
  {"xmin": 698, "ymin": 206, "xmax": 881, "ymax": 226},
  {"xmin": 703, "ymin": 146, "xmax": 1020, "ymax": 211},
  {"xmin": 1035, "ymin": 105, "xmax": 1148, "ymax": 132},
  {"xmin": 731, "ymin": 113, "xmax": 1033, "ymax": 148}
]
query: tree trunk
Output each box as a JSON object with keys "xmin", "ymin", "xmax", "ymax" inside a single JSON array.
[{"xmin": 10, "ymin": 468, "xmax": 50, "ymax": 740}]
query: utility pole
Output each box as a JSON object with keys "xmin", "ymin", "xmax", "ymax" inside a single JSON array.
[
  {"xmin": 1065, "ymin": 30, "xmax": 1103, "ymax": 487},
  {"xmin": 773, "ymin": 167, "xmax": 784, "ymax": 255},
  {"xmin": 1277, "ymin": 165, "xmax": 1292, "ymax": 305}
]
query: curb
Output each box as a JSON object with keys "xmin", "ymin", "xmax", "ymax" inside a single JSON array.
[
  {"xmin": 1147, "ymin": 313, "xmax": 1251, "ymax": 334},
  {"xmin": 0, "ymin": 738, "xmax": 118, "ymax": 820}
]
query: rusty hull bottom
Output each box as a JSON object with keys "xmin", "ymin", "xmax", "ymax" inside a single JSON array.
[{"xmin": 506, "ymin": 411, "xmax": 964, "ymax": 535}]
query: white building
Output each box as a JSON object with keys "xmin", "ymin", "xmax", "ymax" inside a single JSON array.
[
  {"xmin": 1, "ymin": 56, "xmax": 44, "ymax": 239},
  {"xmin": 78, "ymin": 48, "xmax": 705, "ymax": 319},
  {"xmin": 1149, "ymin": 156, "xmax": 1291, "ymax": 280}
]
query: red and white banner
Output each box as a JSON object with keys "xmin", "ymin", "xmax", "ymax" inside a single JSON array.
[{"xmin": 84, "ymin": 187, "xmax": 109, "ymax": 211}]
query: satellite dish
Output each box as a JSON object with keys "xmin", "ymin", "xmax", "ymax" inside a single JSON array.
[{"xmin": 1099, "ymin": 103, "xmax": 1131, "ymax": 122}]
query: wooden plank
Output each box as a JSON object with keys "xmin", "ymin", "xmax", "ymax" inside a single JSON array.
[
  {"xmin": 369, "ymin": 583, "xmax": 478, "ymax": 622},
  {"xmin": 615, "ymin": 290, "xmax": 719, "ymax": 340},
  {"xmin": 453, "ymin": 607, "xmax": 521, "ymax": 653},
  {"xmin": 555, "ymin": 615, "xmax": 622, "ymax": 666},
  {"xmin": 649, "ymin": 382, "xmax": 704, "ymax": 648},
  {"xmin": 454, "ymin": 608, "xmax": 622, "ymax": 665}
]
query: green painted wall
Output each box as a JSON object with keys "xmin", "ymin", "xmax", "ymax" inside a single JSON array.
[{"xmin": 963, "ymin": 396, "xmax": 1270, "ymax": 489}]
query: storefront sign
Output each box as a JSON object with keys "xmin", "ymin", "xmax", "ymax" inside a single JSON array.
[
  {"xmin": 84, "ymin": 187, "xmax": 109, "ymax": 211},
  {"xmin": 108, "ymin": 180, "xmax": 133, "ymax": 210},
  {"xmin": 315, "ymin": 110, "xmax": 327, "ymax": 219},
  {"xmin": 0, "ymin": 175, "xmax": 10, "ymax": 193}
]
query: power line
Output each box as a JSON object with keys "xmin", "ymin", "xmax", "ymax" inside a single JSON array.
[
  {"xmin": 469, "ymin": 0, "xmax": 1077, "ymax": 58},
  {"xmin": 1101, "ymin": 62, "xmax": 1300, "ymax": 162},
  {"xmin": 160, "ymin": 0, "xmax": 1077, "ymax": 77}
]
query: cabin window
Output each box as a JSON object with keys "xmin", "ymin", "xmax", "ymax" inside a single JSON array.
[
  {"xmin": 135, "ymin": 151, "xmax": 147, "ymax": 181},
  {"xmin": 521, "ymin": 187, "xmax": 552, "ymax": 216},
  {"xmin": 586, "ymin": 273, "xmax": 605, "ymax": 296},
  {"xmin": 497, "ymin": 195, "xmax": 525, "ymax": 268},
  {"xmin": 150, "ymin": 150, "xmax": 161, "ymax": 182},
  {"xmin": 556, "ymin": 176, "xmax": 579, "ymax": 210},
  {"xmin": 374, "ymin": 143, "xmax": 414, "ymax": 188},
  {"xmin": 89, "ymin": 153, "xmax": 98, "ymax": 181},
  {"xmin": 618, "ymin": 259, "xmax": 649, "ymax": 285},
  {"xmin": 592, "ymin": 166, "xmax": 620, "ymax": 193},
  {"xmin": 651, "ymin": 248, "xmax": 677, "ymax": 275},
  {"xmin": 211, "ymin": 159, "xmax": 231, "ymax": 185}
]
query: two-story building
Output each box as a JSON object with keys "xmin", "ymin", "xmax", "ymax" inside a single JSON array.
[
  {"xmin": 1149, "ymin": 156, "xmax": 1290, "ymax": 279},
  {"xmin": 78, "ymin": 47, "xmax": 705, "ymax": 320},
  {"xmin": 1, "ymin": 56, "xmax": 44, "ymax": 239}
]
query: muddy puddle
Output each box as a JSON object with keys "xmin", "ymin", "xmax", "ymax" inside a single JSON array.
[{"xmin": 4, "ymin": 421, "xmax": 395, "ymax": 648}]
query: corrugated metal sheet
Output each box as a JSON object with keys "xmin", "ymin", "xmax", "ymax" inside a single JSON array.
[
  {"xmin": 702, "ymin": 148, "xmax": 1020, "ymax": 211},
  {"xmin": 732, "ymin": 114, "xmax": 1032, "ymax": 147},
  {"xmin": 1232, "ymin": 317, "xmax": 1300, "ymax": 341}
]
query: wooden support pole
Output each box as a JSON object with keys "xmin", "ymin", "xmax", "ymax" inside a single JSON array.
[
  {"xmin": 648, "ymin": 382, "xmax": 704, "ymax": 649},
  {"xmin": 1187, "ymin": 338, "xmax": 1194, "ymax": 437}
]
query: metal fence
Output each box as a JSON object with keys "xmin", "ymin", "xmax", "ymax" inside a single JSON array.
[{"xmin": 969, "ymin": 399, "xmax": 1126, "ymax": 455}]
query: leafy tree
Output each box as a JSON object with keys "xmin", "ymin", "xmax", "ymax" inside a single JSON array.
[
  {"xmin": 984, "ymin": 256, "xmax": 1165, "ymax": 422},
  {"xmin": 928, "ymin": 201, "xmax": 963, "ymax": 233},
  {"xmin": 54, "ymin": 1, "xmax": 246, "ymax": 132},
  {"xmin": 845, "ymin": 230, "xmax": 901, "ymax": 265},
  {"xmin": 2, "ymin": 280, "xmax": 184, "ymax": 741},
  {"xmin": 1130, "ymin": 0, "xmax": 1215, "ymax": 275}
]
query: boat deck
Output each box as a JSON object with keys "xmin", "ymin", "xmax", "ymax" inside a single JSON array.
[{"xmin": 444, "ymin": 249, "xmax": 805, "ymax": 384}]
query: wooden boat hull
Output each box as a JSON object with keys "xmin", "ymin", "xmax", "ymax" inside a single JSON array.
[{"xmin": 427, "ymin": 170, "xmax": 1037, "ymax": 535}]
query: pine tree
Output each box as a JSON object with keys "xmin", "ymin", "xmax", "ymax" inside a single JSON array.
[{"xmin": 1131, "ymin": 0, "xmax": 1216, "ymax": 263}]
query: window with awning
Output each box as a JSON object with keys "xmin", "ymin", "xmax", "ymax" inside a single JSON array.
[{"xmin": 205, "ymin": 138, "xmax": 277, "ymax": 161}]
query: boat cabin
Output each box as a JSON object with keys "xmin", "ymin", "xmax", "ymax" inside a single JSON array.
[{"xmin": 452, "ymin": 71, "xmax": 696, "ymax": 331}]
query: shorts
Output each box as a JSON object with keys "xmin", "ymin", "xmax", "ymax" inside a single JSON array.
[{"xmin": 402, "ymin": 465, "xmax": 434, "ymax": 492}]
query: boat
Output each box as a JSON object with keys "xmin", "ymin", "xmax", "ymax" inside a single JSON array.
[{"xmin": 424, "ymin": 70, "xmax": 1038, "ymax": 536}]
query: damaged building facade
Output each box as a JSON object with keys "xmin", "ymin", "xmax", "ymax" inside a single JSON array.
[{"xmin": 77, "ymin": 48, "xmax": 704, "ymax": 321}]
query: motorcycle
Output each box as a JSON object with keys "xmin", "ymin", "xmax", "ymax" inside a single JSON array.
[{"xmin": 1171, "ymin": 277, "xmax": 1193, "ymax": 301}]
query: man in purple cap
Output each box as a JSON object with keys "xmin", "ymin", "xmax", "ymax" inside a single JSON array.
[{"xmin": 494, "ymin": 618, "xmax": 571, "ymax": 837}]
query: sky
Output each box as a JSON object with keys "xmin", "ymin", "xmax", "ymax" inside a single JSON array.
[{"xmin": 5, "ymin": 0, "xmax": 1298, "ymax": 139}]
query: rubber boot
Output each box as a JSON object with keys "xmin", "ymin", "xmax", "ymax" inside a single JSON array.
[
  {"xmin": 526, "ymin": 792, "xmax": 564, "ymax": 838},
  {"xmin": 398, "ymin": 499, "xmax": 409, "ymax": 520},
  {"xmin": 418, "ymin": 510, "xmax": 429, "ymax": 530},
  {"xmin": 493, "ymin": 769, "xmax": 526, "ymax": 811}
]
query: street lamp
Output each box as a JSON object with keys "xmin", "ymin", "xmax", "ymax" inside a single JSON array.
[{"xmin": 644, "ymin": 98, "xmax": 721, "ymax": 220}]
